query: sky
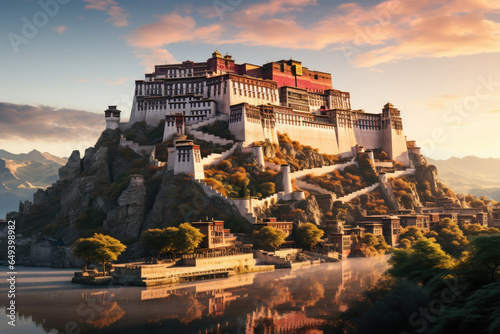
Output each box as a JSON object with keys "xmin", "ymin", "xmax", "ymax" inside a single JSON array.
[{"xmin": 1, "ymin": 0, "xmax": 500, "ymax": 159}]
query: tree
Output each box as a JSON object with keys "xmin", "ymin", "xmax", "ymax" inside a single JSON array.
[
  {"xmin": 398, "ymin": 226, "xmax": 424, "ymax": 246},
  {"xmin": 360, "ymin": 233, "xmax": 390, "ymax": 256},
  {"xmin": 461, "ymin": 223, "xmax": 500, "ymax": 236},
  {"xmin": 140, "ymin": 227, "xmax": 178, "ymax": 258},
  {"xmin": 389, "ymin": 237, "xmax": 453, "ymax": 284},
  {"xmin": 296, "ymin": 223, "xmax": 324, "ymax": 251},
  {"xmin": 173, "ymin": 223, "xmax": 204, "ymax": 254},
  {"xmin": 73, "ymin": 233, "xmax": 126, "ymax": 274},
  {"xmin": 399, "ymin": 239, "xmax": 411, "ymax": 249},
  {"xmin": 254, "ymin": 226, "xmax": 287, "ymax": 251},
  {"xmin": 468, "ymin": 234, "xmax": 500, "ymax": 282},
  {"xmin": 72, "ymin": 237, "xmax": 102, "ymax": 271},
  {"xmin": 430, "ymin": 218, "xmax": 469, "ymax": 257}
]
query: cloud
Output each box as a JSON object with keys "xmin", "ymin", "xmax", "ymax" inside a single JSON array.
[
  {"xmin": 134, "ymin": 48, "xmax": 178, "ymax": 72},
  {"xmin": 83, "ymin": 0, "xmax": 129, "ymax": 27},
  {"xmin": 52, "ymin": 25, "xmax": 68, "ymax": 34},
  {"xmin": 127, "ymin": 13, "xmax": 222, "ymax": 48},
  {"xmin": 0, "ymin": 102, "xmax": 104, "ymax": 142},
  {"xmin": 126, "ymin": 0, "xmax": 500, "ymax": 68},
  {"xmin": 97, "ymin": 76, "xmax": 129, "ymax": 85},
  {"xmin": 425, "ymin": 95, "xmax": 465, "ymax": 110}
]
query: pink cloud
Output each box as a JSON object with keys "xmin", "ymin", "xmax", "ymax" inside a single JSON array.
[
  {"xmin": 83, "ymin": 0, "xmax": 129, "ymax": 27},
  {"xmin": 97, "ymin": 77, "xmax": 130, "ymax": 85},
  {"xmin": 135, "ymin": 48, "xmax": 178, "ymax": 72},
  {"xmin": 127, "ymin": 13, "xmax": 222, "ymax": 48},
  {"xmin": 52, "ymin": 25, "xmax": 68, "ymax": 34},
  {"xmin": 127, "ymin": 0, "xmax": 500, "ymax": 68},
  {"xmin": 241, "ymin": 0, "xmax": 317, "ymax": 16}
]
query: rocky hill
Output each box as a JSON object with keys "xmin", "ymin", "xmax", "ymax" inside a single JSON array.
[
  {"xmin": 1, "ymin": 121, "xmax": 483, "ymax": 268},
  {"xmin": 0, "ymin": 150, "xmax": 66, "ymax": 218},
  {"xmin": 2, "ymin": 124, "xmax": 295, "ymax": 267}
]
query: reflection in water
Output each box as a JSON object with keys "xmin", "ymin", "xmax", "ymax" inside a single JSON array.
[
  {"xmin": 82, "ymin": 292, "xmax": 125, "ymax": 329},
  {"xmin": 0, "ymin": 256, "xmax": 389, "ymax": 334}
]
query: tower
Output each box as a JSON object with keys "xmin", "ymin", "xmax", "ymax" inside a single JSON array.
[
  {"xmin": 168, "ymin": 138, "xmax": 204, "ymax": 180},
  {"xmin": 281, "ymin": 164, "xmax": 292, "ymax": 194},
  {"xmin": 104, "ymin": 106, "xmax": 121, "ymax": 130},
  {"xmin": 381, "ymin": 102, "xmax": 410, "ymax": 166}
]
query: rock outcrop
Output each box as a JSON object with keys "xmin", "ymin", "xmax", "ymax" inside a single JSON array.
[{"xmin": 104, "ymin": 175, "xmax": 147, "ymax": 240}]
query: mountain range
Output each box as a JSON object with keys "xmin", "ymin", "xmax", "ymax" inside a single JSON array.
[
  {"xmin": 426, "ymin": 156, "xmax": 500, "ymax": 201},
  {"xmin": 0, "ymin": 150, "xmax": 67, "ymax": 218}
]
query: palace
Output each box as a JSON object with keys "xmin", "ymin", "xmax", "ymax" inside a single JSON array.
[{"xmin": 106, "ymin": 50, "xmax": 410, "ymax": 165}]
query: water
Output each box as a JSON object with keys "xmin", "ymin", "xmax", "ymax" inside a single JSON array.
[{"xmin": 0, "ymin": 256, "xmax": 389, "ymax": 334}]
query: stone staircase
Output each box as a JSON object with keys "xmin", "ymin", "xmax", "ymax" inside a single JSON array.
[
  {"xmin": 188, "ymin": 114, "xmax": 229, "ymax": 129},
  {"xmin": 290, "ymin": 158, "xmax": 357, "ymax": 179},
  {"xmin": 336, "ymin": 183, "xmax": 381, "ymax": 203},
  {"xmin": 200, "ymin": 143, "xmax": 239, "ymax": 166},
  {"xmin": 188, "ymin": 128, "xmax": 234, "ymax": 146},
  {"xmin": 295, "ymin": 179, "xmax": 332, "ymax": 195},
  {"xmin": 185, "ymin": 115, "xmax": 234, "ymax": 146}
]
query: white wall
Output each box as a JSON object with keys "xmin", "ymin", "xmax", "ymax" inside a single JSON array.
[
  {"xmin": 336, "ymin": 125, "xmax": 357, "ymax": 157},
  {"xmin": 354, "ymin": 128, "xmax": 382, "ymax": 150},
  {"xmin": 275, "ymin": 121, "xmax": 339, "ymax": 155}
]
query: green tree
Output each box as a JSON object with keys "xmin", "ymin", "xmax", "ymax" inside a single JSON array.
[
  {"xmin": 72, "ymin": 237, "xmax": 102, "ymax": 271},
  {"xmin": 296, "ymin": 223, "xmax": 324, "ymax": 251},
  {"xmin": 430, "ymin": 218, "xmax": 469, "ymax": 257},
  {"xmin": 398, "ymin": 226, "xmax": 424, "ymax": 246},
  {"xmin": 389, "ymin": 237, "xmax": 453, "ymax": 284},
  {"xmin": 140, "ymin": 227, "xmax": 178, "ymax": 258},
  {"xmin": 360, "ymin": 233, "xmax": 390, "ymax": 255},
  {"xmin": 461, "ymin": 223, "xmax": 500, "ymax": 236},
  {"xmin": 259, "ymin": 182, "xmax": 276, "ymax": 197},
  {"xmin": 399, "ymin": 238, "xmax": 411, "ymax": 249},
  {"xmin": 173, "ymin": 223, "xmax": 204, "ymax": 254},
  {"xmin": 72, "ymin": 233, "xmax": 126, "ymax": 274},
  {"xmin": 468, "ymin": 234, "xmax": 500, "ymax": 282},
  {"xmin": 254, "ymin": 226, "xmax": 287, "ymax": 251}
]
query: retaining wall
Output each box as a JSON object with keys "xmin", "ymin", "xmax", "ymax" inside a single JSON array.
[{"xmin": 183, "ymin": 253, "xmax": 255, "ymax": 270}]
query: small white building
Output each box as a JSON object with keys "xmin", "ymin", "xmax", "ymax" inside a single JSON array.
[
  {"xmin": 167, "ymin": 138, "xmax": 204, "ymax": 180},
  {"xmin": 104, "ymin": 106, "xmax": 121, "ymax": 130}
]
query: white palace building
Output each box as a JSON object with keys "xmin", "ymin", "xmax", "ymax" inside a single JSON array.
[{"xmin": 105, "ymin": 50, "xmax": 411, "ymax": 167}]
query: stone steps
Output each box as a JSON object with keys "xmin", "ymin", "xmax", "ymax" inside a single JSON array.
[
  {"xmin": 290, "ymin": 158, "xmax": 357, "ymax": 179},
  {"xmin": 188, "ymin": 114, "xmax": 229, "ymax": 130},
  {"xmin": 295, "ymin": 179, "xmax": 332, "ymax": 195},
  {"xmin": 200, "ymin": 143, "xmax": 239, "ymax": 166},
  {"xmin": 189, "ymin": 128, "xmax": 234, "ymax": 146},
  {"xmin": 336, "ymin": 183, "xmax": 381, "ymax": 203}
]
